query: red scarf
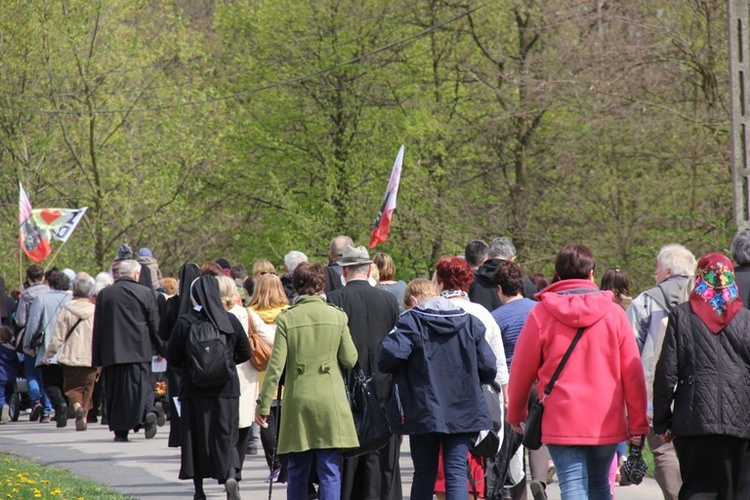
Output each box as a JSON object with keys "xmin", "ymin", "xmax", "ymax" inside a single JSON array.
[{"xmin": 689, "ymin": 253, "xmax": 742, "ymax": 334}]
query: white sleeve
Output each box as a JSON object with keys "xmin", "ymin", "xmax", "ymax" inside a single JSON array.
[{"xmin": 485, "ymin": 320, "xmax": 509, "ymax": 387}]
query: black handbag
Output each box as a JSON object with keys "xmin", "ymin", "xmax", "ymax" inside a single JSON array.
[
  {"xmin": 470, "ymin": 381, "xmax": 504, "ymax": 458},
  {"xmin": 522, "ymin": 326, "xmax": 586, "ymax": 450},
  {"xmin": 342, "ymin": 363, "xmax": 392, "ymax": 458}
]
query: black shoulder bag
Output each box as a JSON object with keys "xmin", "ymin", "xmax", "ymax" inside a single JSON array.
[
  {"xmin": 342, "ymin": 361, "xmax": 392, "ymax": 458},
  {"xmin": 523, "ymin": 326, "xmax": 586, "ymax": 450}
]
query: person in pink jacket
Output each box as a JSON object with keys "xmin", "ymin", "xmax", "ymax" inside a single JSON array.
[{"xmin": 507, "ymin": 244, "xmax": 649, "ymax": 500}]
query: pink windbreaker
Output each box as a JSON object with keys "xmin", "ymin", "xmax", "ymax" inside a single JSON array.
[{"xmin": 507, "ymin": 279, "xmax": 649, "ymax": 445}]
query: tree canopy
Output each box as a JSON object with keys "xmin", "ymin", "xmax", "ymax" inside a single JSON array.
[{"xmin": 0, "ymin": 0, "xmax": 734, "ymax": 292}]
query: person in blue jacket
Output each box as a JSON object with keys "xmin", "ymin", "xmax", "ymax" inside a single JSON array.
[{"xmin": 378, "ymin": 278, "xmax": 497, "ymax": 500}]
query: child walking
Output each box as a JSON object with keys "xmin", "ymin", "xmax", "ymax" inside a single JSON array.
[{"xmin": 0, "ymin": 325, "xmax": 21, "ymax": 423}]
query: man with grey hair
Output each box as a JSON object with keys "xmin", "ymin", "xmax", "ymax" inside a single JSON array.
[
  {"xmin": 730, "ymin": 229, "xmax": 750, "ymax": 307},
  {"xmin": 626, "ymin": 243, "xmax": 696, "ymax": 500},
  {"xmin": 92, "ymin": 259, "xmax": 162, "ymax": 442},
  {"xmin": 282, "ymin": 251, "xmax": 308, "ymax": 303},
  {"xmin": 469, "ymin": 236, "xmax": 537, "ymax": 311},
  {"xmin": 324, "ymin": 235, "xmax": 353, "ymax": 293},
  {"xmin": 327, "ymin": 246, "xmax": 401, "ymax": 500}
]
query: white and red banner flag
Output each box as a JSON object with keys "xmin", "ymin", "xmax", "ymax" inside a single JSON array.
[{"xmin": 369, "ymin": 145, "xmax": 404, "ymax": 249}]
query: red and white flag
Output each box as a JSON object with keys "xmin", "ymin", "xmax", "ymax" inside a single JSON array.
[
  {"xmin": 32, "ymin": 207, "xmax": 88, "ymax": 243},
  {"xmin": 19, "ymin": 183, "xmax": 52, "ymax": 263},
  {"xmin": 369, "ymin": 145, "xmax": 404, "ymax": 249}
]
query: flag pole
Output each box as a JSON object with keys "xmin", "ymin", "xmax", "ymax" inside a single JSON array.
[
  {"xmin": 44, "ymin": 240, "xmax": 69, "ymax": 272},
  {"xmin": 18, "ymin": 238, "xmax": 23, "ymax": 287}
]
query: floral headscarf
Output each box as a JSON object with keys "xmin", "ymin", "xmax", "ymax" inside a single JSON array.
[{"xmin": 689, "ymin": 253, "xmax": 742, "ymax": 334}]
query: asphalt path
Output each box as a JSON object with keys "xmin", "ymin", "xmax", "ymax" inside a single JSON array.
[{"xmin": 0, "ymin": 414, "xmax": 663, "ymax": 499}]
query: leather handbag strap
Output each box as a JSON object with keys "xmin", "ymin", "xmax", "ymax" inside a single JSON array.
[
  {"xmin": 543, "ymin": 326, "xmax": 586, "ymax": 398},
  {"xmin": 62, "ymin": 317, "xmax": 84, "ymax": 344}
]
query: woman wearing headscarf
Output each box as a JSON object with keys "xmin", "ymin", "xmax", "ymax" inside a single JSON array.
[
  {"xmin": 255, "ymin": 262, "xmax": 358, "ymax": 500},
  {"xmin": 166, "ymin": 275, "xmax": 251, "ymax": 500},
  {"xmin": 653, "ymin": 253, "xmax": 750, "ymax": 499},
  {"xmin": 158, "ymin": 262, "xmax": 201, "ymax": 447}
]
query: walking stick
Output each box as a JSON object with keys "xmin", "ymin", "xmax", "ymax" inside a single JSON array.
[{"xmin": 268, "ymin": 381, "xmax": 283, "ymax": 500}]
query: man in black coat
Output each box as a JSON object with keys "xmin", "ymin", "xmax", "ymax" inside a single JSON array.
[
  {"xmin": 324, "ymin": 235, "xmax": 352, "ymax": 294},
  {"xmin": 469, "ymin": 236, "xmax": 537, "ymax": 311},
  {"xmin": 327, "ymin": 245, "xmax": 401, "ymax": 500},
  {"xmin": 92, "ymin": 259, "xmax": 163, "ymax": 442}
]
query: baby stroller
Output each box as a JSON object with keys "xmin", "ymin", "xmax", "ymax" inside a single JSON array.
[{"xmin": 9, "ymin": 363, "xmax": 31, "ymax": 422}]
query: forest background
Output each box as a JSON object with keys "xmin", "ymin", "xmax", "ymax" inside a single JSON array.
[{"xmin": 0, "ymin": 0, "xmax": 735, "ymax": 293}]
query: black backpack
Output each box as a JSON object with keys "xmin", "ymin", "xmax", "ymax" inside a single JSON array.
[{"xmin": 186, "ymin": 319, "xmax": 234, "ymax": 388}]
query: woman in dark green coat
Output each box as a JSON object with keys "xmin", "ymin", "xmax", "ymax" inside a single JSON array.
[{"xmin": 255, "ymin": 262, "xmax": 358, "ymax": 500}]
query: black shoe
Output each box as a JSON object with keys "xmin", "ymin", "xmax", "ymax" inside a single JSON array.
[
  {"xmin": 30, "ymin": 401, "xmax": 42, "ymax": 422},
  {"xmin": 144, "ymin": 412, "xmax": 157, "ymax": 439},
  {"xmin": 155, "ymin": 402, "xmax": 166, "ymax": 427},
  {"xmin": 224, "ymin": 478, "xmax": 240, "ymax": 500},
  {"xmin": 56, "ymin": 404, "xmax": 68, "ymax": 428},
  {"xmin": 86, "ymin": 412, "xmax": 98, "ymax": 423},
  {"xmin": 114, "ymin": 433, "xmax": 129, "ymax": 442}
]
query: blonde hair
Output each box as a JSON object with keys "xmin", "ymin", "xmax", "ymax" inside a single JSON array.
[
  {"xmin": 373, "ymin": 252, "xmax": 396, "ymax": 281},
  {"xmin": 252, "ymin": 258, "xmax": 277, "ymax": 276},
  {"xmin": 160, "ymin": 277, "xmax": 177, "ymax": 296},
  {"xmin": 403, "ymin": 278, "xmax": 440, "ymax": 310},
  {"xmin": 249, "ymin": 273, "xmax": 289, "ymax": 310},
  {"xmin": 369, "ymin": 263, "xmax": 380, "ymax": 284},
  {"xmin": 216, "ymin": 275, "xmax": 238, "ymax": 311}
]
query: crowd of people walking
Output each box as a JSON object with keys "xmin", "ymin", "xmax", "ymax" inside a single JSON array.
[{"xmin": 2, "ymin": 233, "xmax": 750, "ymax": 500}]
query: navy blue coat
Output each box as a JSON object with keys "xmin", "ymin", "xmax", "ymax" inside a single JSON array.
[
  {"xmin": 377, "ymin": 297, "xmax": 497, "ymax": 435},
  {"xmin": 0, "ymin": 343, "xmax": 20, "ymax": 382}
]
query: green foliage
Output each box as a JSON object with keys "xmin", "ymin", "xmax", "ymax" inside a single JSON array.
[{"xmin": 0, "ymin": 0, "xmax": 737, "ymax": 290}]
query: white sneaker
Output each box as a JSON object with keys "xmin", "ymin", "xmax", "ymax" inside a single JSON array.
[{"xmin": 1, "ymin": 404, "xmax": 10, "ymax": 424}]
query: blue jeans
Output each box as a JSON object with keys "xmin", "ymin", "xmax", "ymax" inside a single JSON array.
[
  {"xmin": 24, "ymin": 354, "xmax": 51, "ymax": 414},
  {"xmin": 287, "ymin": 449, "xmax": 341, "ymax": 500},
  {"xmin": 548, "ymin": 444, "xmax": 617, "ymax": 500},
  {"xmin": 409, "ymin": 433, "xmax": 472, "ymax": 500}
]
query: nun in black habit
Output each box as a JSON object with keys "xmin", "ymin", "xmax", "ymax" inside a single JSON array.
[
  {"xmin": 158, "ymin": 262, "xmax": 201, "ymax": 447},
  {"xmin": 166, "ymin": 275, "xmax": 251, "ymax": 500}
]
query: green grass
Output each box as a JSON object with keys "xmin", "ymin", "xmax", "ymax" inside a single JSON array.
[{"xmin": 0, "ymin": 452, "xmax": 132, "ymax": 500}]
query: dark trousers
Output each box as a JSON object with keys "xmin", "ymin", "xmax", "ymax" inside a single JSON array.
[
  {"xmin": 236, "ymin": 426, "xmax": 252, "ymax": 481},
  {"xmin": 341, "ymin": 433, "xmax": 402, "ymax": 500},
  {"xmin": 260, "ymin": 402, "xmax": 285, "ymax": 477},
  {"xmin": 409, "ymin": 433, "xmax": 472, "ymax": 500},
  {"xmin": 41, "ymin": 364, "xmax": 67, "ymax": 414},
  {"xmin": 0, "ymin": 380, "xmax": 14, "ymax": 406},
  {"xmin": 674, "ymin": 435, "xmax": 750, "ymax": 500}
]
